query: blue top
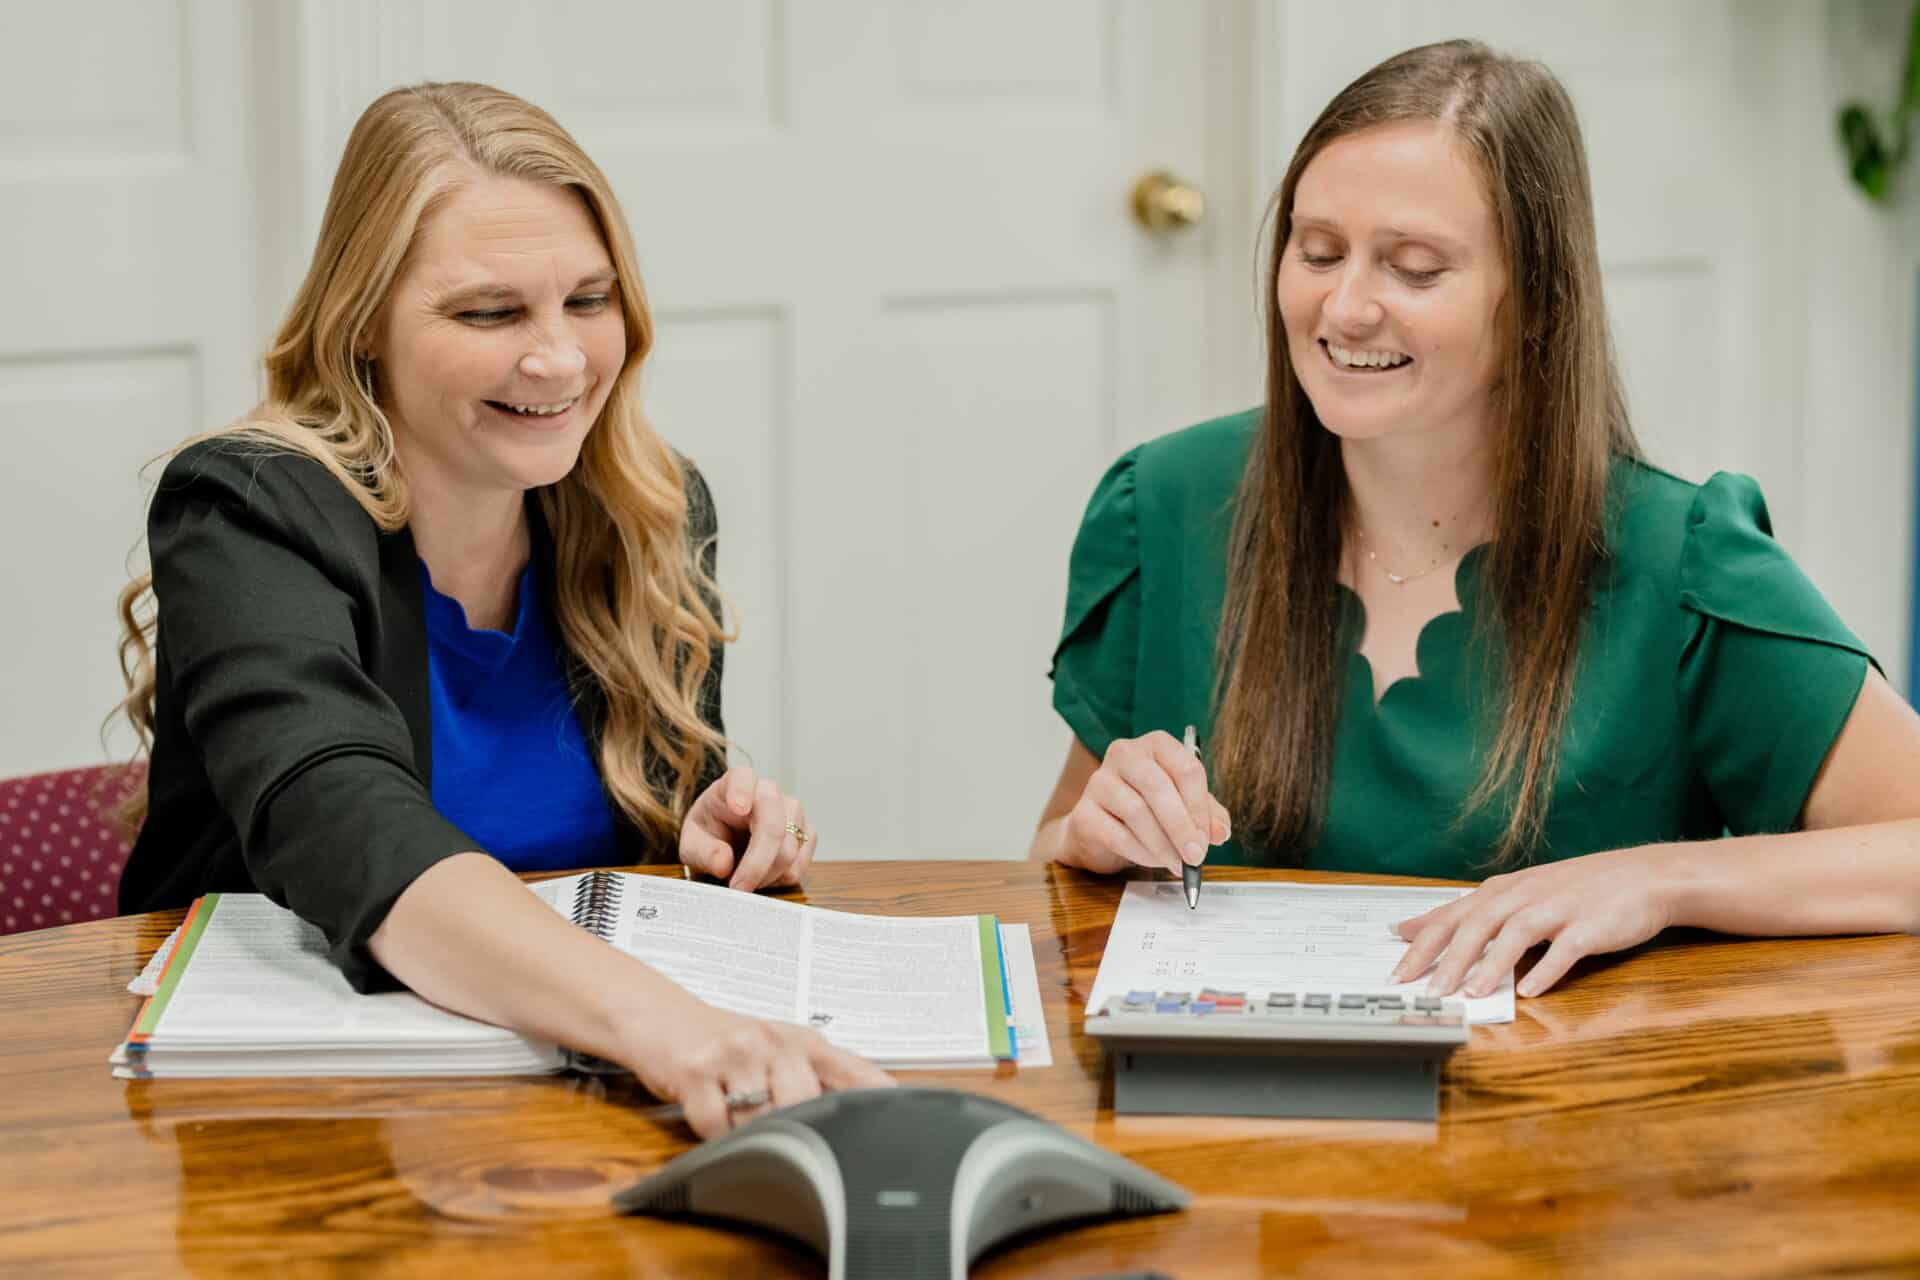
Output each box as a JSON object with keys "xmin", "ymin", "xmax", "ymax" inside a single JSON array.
[{"xmin": 421, "ymin": 557, "xmax": 620, "ymax": 871}]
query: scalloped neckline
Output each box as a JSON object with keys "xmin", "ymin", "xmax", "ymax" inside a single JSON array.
[{"xmin": 1338, "ymin": 543, "xmax": 1490, "ymax": 708}]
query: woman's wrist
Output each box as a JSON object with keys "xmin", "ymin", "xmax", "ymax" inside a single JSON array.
[
  {"xmin": 588, "ymin": 955, "xmax": 706, "ymax": 1065},
  {"xmin": 1034, "ymin": 814, "xmax": 1126, "ymax": 874},
  {"xmin": 1627, "ymin": 841, "xmax": 1698, "ymax": 931}
]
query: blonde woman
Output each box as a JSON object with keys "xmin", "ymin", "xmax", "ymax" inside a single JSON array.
[
  {"xmin": 115, "ymin": 82, "xmax": 887, "ymax": 1133},
  {"xmin": 1035, "ymin": 41, "xmax": 1920, "ymax": 998}
]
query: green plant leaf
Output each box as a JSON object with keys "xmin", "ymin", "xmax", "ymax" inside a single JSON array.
[{"xmin": 1840, "ymin": 103, "xmax": 1893, "ymax": 201}]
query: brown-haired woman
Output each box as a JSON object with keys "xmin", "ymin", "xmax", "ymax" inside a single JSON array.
[
  {"xmin": 115, "ymin": 82, "xmax": 887, "ymax": 1133},
  {"xmin": 1033, "ymin": 40, "xmax": 1920, "ymax": 999}
]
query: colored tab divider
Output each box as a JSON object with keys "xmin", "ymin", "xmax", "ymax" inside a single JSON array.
[
  {"xmin": 129, "ymin": 892, "xmax": 222, "ymax": 1044},
  {"xmin": 975, "ymin": 915, "xmax": 1014, "ymax": 1061}
]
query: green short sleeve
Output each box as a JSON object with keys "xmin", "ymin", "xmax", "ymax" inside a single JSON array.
[
  {"xmin": 1050, "ymin": 448, "xmax": 1145, "ymax": 760},
  {"xmin": 1677, "ymin": 472, "xmax": 1873, "ymax": 834}
]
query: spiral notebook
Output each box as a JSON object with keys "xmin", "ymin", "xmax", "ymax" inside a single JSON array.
[{"xmin": 112, "ymin": 871, "xmax": 1017, "ymax": 1079}]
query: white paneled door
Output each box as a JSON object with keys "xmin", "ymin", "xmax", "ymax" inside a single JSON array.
[
  {"xmin": 0, "ymin": 1, "xmax": 260, "ymax": 775},
  {"xmin": 359, "ymin": 1, "xmax": 1256, "ymax": 858}
]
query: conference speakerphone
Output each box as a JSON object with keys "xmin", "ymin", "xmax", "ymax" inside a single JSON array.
[
  {"xmin": 1086, "ymin": 988, "xmax": 1470, "ymax": 1121},
  {"xmin": 616, "ymin": 1087, "xmax": 1188, "ymax": 1279}
]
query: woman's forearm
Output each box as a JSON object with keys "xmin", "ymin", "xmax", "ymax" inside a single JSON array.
[
  {"xmin": 1659, "ymin": 819, "xmax": 1920, "ymax": 937},
  {"xmin": 367, "ymin": 852, "xmax": 694, "ymax": 1062}
]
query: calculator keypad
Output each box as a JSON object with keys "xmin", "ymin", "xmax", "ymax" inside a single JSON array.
[{"xmin": 1109, "ymin": 988, "xmax": 1465, "ymax": 1027}]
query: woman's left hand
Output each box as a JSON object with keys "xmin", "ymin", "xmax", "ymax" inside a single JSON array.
[
  {"xmin": 1389, "ymin": 846, "xmax": 1676, "ymax": 998},
  {"xmin": 678, "ymin": 765, "xmax": 817, "ymax": 892}
]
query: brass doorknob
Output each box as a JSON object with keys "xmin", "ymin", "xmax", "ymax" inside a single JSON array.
[{"xmin": 1130, "ymin": 170, "xmax": 1206, "ymax": 232}]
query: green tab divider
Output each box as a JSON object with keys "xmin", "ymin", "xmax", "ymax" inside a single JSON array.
[
  {"xmin": 975, "ymin": 914, "xmax": 1013, "ymax": 1060},
  {"xmin": 131, "ymin": 893, "xmax": 221, "ymax": 1040}
]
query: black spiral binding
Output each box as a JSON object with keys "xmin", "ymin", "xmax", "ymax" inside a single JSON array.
[
  {"xmin": 564, "ymin": 871, "xmax": 629, "ymax": 1076},
  {"xmin": 568, "ymin": 870, "xmax": 624, "ymax": 939}
]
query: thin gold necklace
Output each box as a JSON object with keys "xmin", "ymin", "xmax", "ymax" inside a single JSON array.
[{"xmin": 1355, "ymin": 524, "xmax": 1453, "ymax": 586}]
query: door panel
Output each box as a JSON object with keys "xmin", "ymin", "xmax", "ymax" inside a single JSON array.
[{"xmin": 0, "ymin": 1, "xmax": 258, "ymax": 775}]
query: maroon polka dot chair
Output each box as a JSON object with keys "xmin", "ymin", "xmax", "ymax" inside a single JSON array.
[{"xmin": 0, "ymin": 763, "xmax": 146, "ymax": 935}]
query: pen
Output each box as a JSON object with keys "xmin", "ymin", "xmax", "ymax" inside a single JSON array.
[
  {"xmin": 640, "ymin": 1087, "xmax": 772, "ymax": 1126},
  {"xmin": 1182, "ymin": 724, "xmax": 1203, "ymax": 910}
]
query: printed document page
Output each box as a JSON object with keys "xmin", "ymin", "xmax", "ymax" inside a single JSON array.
[
  {"xmin": 142, "ymin": 895, "xmax": 552, "ymax": 1046},
  {"xmin": 804, "ymin": 910, "xmax": 989, "ymax": 1061},
  {"xmin": 536, "ymin": 874, "xmax": 1005, "ymax": 1063},
  {"xmin": 1088, "ymin": 881, "xmax": 1515, "ymax": 1024},
  {"xmin": 534, "ymin": 874, "xmax": 803, "ymax": 1022}
]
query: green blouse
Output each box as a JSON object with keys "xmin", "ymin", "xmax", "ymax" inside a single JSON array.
[{"xmin": 1050, "ymin": 409, "xmax": 1874, "ymax": 879}]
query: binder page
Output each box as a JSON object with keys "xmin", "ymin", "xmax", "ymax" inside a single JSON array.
[
  {"xmin": 539, "ymin": 875, "xmax": 1005, "ymax": 1063},
  {"xmin": 142, "ymin": 895, "xmax": 550, "ymax": 1045},
  {"xmin": 803, "ymin": 910, "xmax": 996, "ymax": 1062},
  {"xmin": 1088, "ymin": 881, "xmax": 1515, "ymax": 1024},
  {"xmin": 544, "ymin": 875, "xmax": 804, "ymax": 1023}
]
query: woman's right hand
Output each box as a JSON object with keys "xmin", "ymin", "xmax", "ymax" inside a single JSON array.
[
  {"xmin": 621, "ymin": 995, "xmax": 894, "ymax": 1138},
  {"xmin": 1057, "ymin": 732, "xmax": 1231, "ymax": 874}
]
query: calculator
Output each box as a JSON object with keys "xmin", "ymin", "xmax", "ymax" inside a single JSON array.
[{"xmin": 1085, "ymin": 988, "xmax": 1470, "ymax": 1121}]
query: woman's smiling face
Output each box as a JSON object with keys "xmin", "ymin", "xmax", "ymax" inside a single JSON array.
[
  {"xmin": 1277, "ymin": 119, "xmax": 1509, "ymax": 447},
  {"xmin": 369, "ymin": 173, "xmax": 627, "ymax": 502}
]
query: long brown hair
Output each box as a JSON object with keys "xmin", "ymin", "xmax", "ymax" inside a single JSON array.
[
  {"xmin": 1212, "ymin": 40, "xmax": 1639, "ymax": 866},
  {"xmin": 114, "ymin": 82, "xmax": 731, "ymax": 844}
]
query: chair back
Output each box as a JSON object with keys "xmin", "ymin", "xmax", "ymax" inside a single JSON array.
[{"xmin": 0, "ymin": 764, "xmax": 145, "ymax": 935}]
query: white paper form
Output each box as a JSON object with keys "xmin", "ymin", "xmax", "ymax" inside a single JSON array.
[
  {"xmin": 1000, "ymin": 924, "xmax": 1052, "ymax": 1067},
  {"xmin": 1088, "ymin": 881, "xmax": 1515, "ymax": 1024}
]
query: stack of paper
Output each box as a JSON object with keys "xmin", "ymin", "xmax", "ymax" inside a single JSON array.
[{"xmin": 113, "ymin": 874, "xmax": 1053, "ymax": 1079}]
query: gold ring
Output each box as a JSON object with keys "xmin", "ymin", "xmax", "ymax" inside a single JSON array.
[{"xmin": 785, "ymin": 822, "xmax": 806, "ymax": 841}]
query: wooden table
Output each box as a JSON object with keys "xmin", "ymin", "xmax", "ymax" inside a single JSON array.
[{"xmin": 3, "ymin": 861, "xmax": 1918, "ymax": 1276}]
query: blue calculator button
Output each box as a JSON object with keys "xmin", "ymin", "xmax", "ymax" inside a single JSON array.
[
  {"xmin": 1124, "ymin": 989, "xmax": 1154, "ymax": 1006},
  {"xmin": 1154, "ymin": 1000, "xmax": 1184, "ymax": 1013},
  {"xmin": 1191, "ymin": 1000, "xmax": 1216, "ymax": 1014}
]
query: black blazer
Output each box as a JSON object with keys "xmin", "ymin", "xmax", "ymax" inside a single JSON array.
[{"xmin": 120, "ymin": 440, "xmax": 724, "ymax": 990}]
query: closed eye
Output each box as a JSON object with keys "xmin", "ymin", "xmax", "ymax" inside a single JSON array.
[
  {"xmin": 1297, "ymin": 252, "xmax": 1341, "ymax": 269},
  {"xmin": 457, "ymin": 294, "xmax": 613, "ymax": 326},
  {"xmin": 1394, "ymin": 266, "xmax": 1444, "ymax": 286}
]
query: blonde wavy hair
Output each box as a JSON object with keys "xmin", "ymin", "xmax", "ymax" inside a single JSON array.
[{"xmin": 114, "ymin": 81, "xmax": 731, "ymax": 844}]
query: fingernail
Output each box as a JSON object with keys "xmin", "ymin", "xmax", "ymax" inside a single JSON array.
[
  {"xmin": 1183, "ymin": 841, "xmax": 1204, "ymax": 863},
  {"xmin": 1517, "ymin": 980, "xmax": 1538, "ymax": 998}
]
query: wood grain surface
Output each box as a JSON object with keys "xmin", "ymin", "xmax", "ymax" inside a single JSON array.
[{"xmin": 2, "ymin": 860, "xmax": 1917, "ymax": 1277}]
